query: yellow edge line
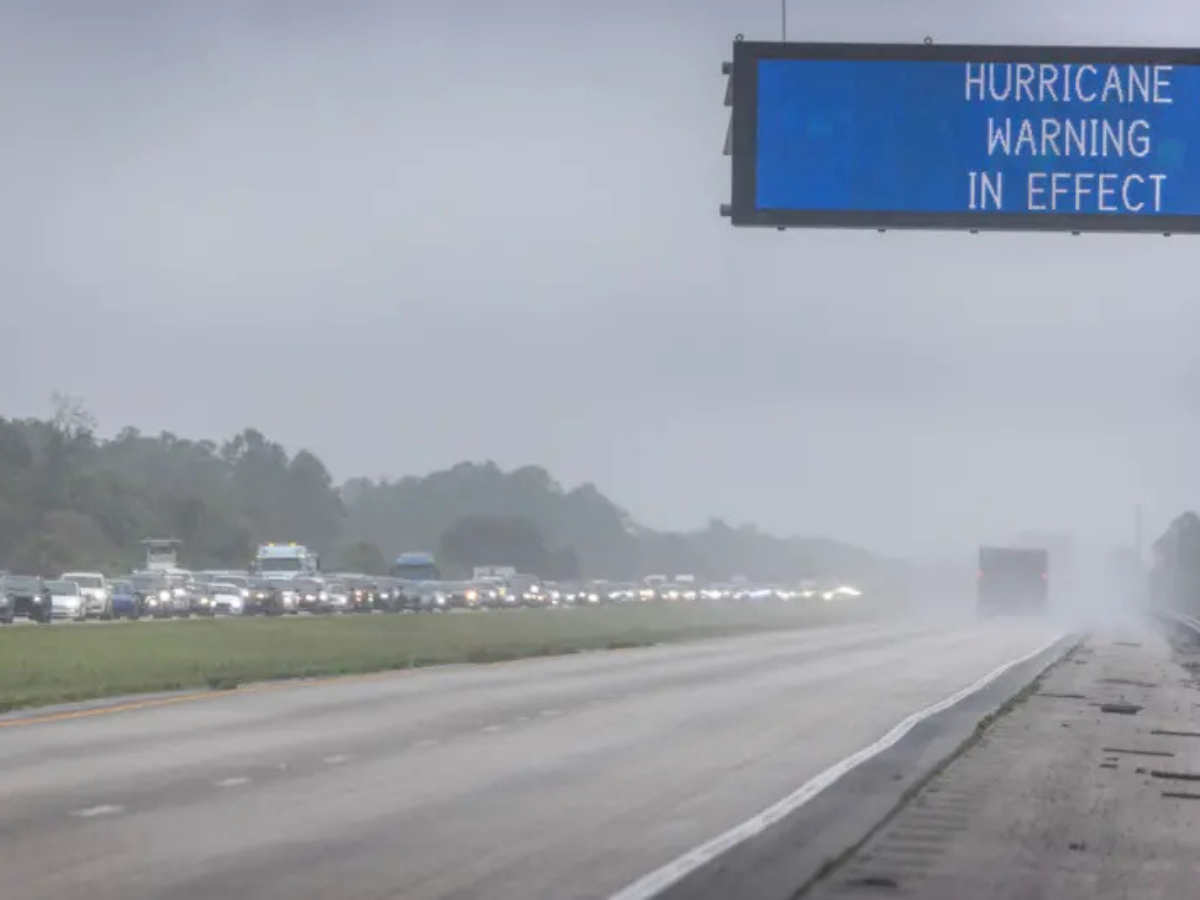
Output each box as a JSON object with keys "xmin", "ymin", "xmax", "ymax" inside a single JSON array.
[{"xmin": 0, "ymin": 670, "xmax": 397, "ymax": 729}]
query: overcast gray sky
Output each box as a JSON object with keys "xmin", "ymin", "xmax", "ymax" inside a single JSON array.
[{"xmin": 3, "ymin": 0, "xmax": 1200, "ymax": 557}]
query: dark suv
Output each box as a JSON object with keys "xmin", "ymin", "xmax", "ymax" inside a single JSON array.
[
  {"xmin": 292, "ymin": 578, "xmax": 328, "ymax": 614},
  {"xmin": 246, "ymin": 577, "xmax": 285, "ymax": 615},
  {"xmin": 373, "ymin": 576, "xmax": 403, "ymax": 612},
  {"xmin": 2, "ymin": 575, "xmax": 53, "ymax": 623}
]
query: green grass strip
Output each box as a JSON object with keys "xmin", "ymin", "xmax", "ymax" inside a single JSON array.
[{"xmin": 0, "ymin": 601, "xmax": 886, "ymax": 713}]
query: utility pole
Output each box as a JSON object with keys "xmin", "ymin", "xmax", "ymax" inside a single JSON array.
[{"xmin": 1135, "ymin": 503, "xmax": 1143, "ymax": 565}]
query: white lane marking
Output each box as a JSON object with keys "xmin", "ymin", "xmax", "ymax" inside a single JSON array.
[
  {"xmin": 482, "ymin": 724, "xmax": 504, "ymax": 733},
  {"xmin": 215, "ymin": 777, "xmax": 250, "ymax": 788},
  {"xmin": 72, "ymin": 804, "xmax": 124, "ymax": 818},
  {"xmin": 516, "ymin": 716, "xmax": 531, "ymax": 723},
  {"xmin": 608, "ymin": 633, "xmax": 1069, "ymax": 900},
  {"xmin": 539, "ymin": 709, "xmax": 561, "ymax": 717},
  {"xmin": 413, "ymin": 738, "xmax": 440, "ymax": 748},
  {"xmin": 323, "ymin": 754, "xmax": 350, "ymax": 765}
]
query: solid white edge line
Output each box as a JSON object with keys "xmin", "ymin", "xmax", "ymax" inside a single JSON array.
[{"xmin": 607, "ymin": 632, "xmax": 1069, "ymax": 900}]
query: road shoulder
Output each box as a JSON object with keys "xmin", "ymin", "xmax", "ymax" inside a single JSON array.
[{"xmin": 806, "ymin": 623, "xmax": 1200, "ymax": 899}]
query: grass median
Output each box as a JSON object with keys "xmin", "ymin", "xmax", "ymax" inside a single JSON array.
[{"xmin": 0, "ymin": 600, "xmax": 888, "ymax": 713}]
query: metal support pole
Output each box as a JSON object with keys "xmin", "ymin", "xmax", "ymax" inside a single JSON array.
[
  {"xmin": 1135, "ymin": 503, "xmax": 1143, "ymax": 564},
  {"xmin": 781, "ymin": 0, "xmax": 787, "ymax": 41}
]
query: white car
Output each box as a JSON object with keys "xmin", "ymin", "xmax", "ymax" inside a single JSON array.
[
  {"xmin": 61, "ymin": 571, "xmax": 110, "ymax": 618},
  {"xmin": 46, "ymin": 580, "xmax": 86, "ymax": 621},
  {"xmin": 209, "ymin": 582, "xmax": 246, "ymax": 615}
]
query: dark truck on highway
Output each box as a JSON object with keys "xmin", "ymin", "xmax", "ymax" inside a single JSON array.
[{"xmin": 978, "ymin": 546, "xmax": 1049, "ymax": 617}]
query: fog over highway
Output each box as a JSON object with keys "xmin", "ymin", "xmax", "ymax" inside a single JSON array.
[
  {"xmin": 0, "ymin": 618, "xmax": 1058, "ymax": 900},
  {"xmin": 6, "ymin": 1, "xmax": 1200, "ymax": 897},
  {"xmin": 5, "ymin": 0, "xmax": 1200, "ymax": 555}
]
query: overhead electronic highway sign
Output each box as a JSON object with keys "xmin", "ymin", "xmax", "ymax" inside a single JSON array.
[{"xmin": 724, "ymin": 40, "xmax": 1200, "ymax": 233}]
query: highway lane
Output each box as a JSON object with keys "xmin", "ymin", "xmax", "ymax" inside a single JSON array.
[{"xmin": 0, "ymin": 617, "xmax": 1059, "ymax": 900}]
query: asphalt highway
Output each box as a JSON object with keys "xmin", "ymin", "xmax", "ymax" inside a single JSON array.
[{"xmin": 0, "ymin": 617, "xmax": 1060, "ymax": 900}]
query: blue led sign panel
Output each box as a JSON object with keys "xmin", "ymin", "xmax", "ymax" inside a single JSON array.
[{"xmin": 728, "ymin": 41, "xmax": 1200, "ymax": 232}]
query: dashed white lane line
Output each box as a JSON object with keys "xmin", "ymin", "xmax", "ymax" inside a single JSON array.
[
  {"xmin": 539, "ymin": 709, "xmax": 561, "ymax": 718},
  {"xmin": 323, "ymin": 754, "xmax": 350, "ymax": 765},
  {"xmin": 482, "ymin": 724, "xmax": 505, "ymax": 733},
  {"xmin": 215, "ymin": 777, "xmax": 251, "ymax": 788},
  {"xmin": 413, "ymin": 738, "xmax": 441, "ymax": 748},
  {"xmin": 515, "ymin": 716, "xmax": 531, "ymax": 723},
  {"xmin": 72, "ymin": 804, "xmax": 124, "ymax": 818}
]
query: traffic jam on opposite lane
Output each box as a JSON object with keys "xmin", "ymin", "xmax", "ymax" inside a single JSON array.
[{"xmin": 0, "ymin": 540, "xmax": 865, "ymax": 626}]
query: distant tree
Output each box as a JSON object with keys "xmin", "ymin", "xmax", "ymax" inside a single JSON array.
[
  {"xmin": 439, "ymin": 516, "xmax": 549, "ymax": 575},
  {"xmin": 49, "ymin": 391, "xmax": 97, "ymax": 440},
  {"xmin": 337, "ymin": 540, "xmax": 388, "ymax": 575},
  {"xmin": 10, "ymin": 534, "xmax": 73, "ymax": 578},
  {"xmin": 544, "ymin": 545, "xmax": 581, "ymax": 581},
  {"xmin": 0, "ymin": 408, "xmax": 894, "ymax": 589},
  {"xmin": 284, "ymin": 449, "xmax": 345, "ymax": 552},
  {"xmin": 0, "ymin": 496, "xmax": 28, "ymax": 565}
]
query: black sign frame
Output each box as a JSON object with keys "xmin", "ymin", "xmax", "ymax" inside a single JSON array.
[{"xmin": 728, "ymin": 40, "xmax": 1200, "ymax": 233}]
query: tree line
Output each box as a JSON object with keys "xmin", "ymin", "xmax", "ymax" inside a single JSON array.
[{"xmin": 0, "ymin": 397, "xmax": 897, "ymax": 585}]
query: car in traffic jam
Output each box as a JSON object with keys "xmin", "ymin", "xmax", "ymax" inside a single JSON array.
[
  {"xmin": 0, "ymin": 560, "xmax": 864, "ymax": 625},
  {"xmin": 1, "ymin": 575, "xmax": 53, "ymax": 623}
]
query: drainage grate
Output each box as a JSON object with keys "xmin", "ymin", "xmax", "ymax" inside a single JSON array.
[
  {"xmin": 846, "ymin": 876, "xmax": 899, "ymax": 890},
  {"xmin": 1102, "ymin": 747, "xmax": 1175, "ymax": 758},
  {"xmin": 1150, "ymin": 770, "xmax": 1200, "ymax": 782},
  {"xmin": 1099, "ymin": 703, "xmax": 1143, "ymax": 715},
  {"xmin": 1098, "ymin": 678, "xmax": 1157, "ymax": 688}
]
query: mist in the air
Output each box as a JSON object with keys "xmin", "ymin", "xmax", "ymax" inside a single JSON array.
[{"xmin": 3, "ymin": 0, "xmax": 1200, "ymax": 567}]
